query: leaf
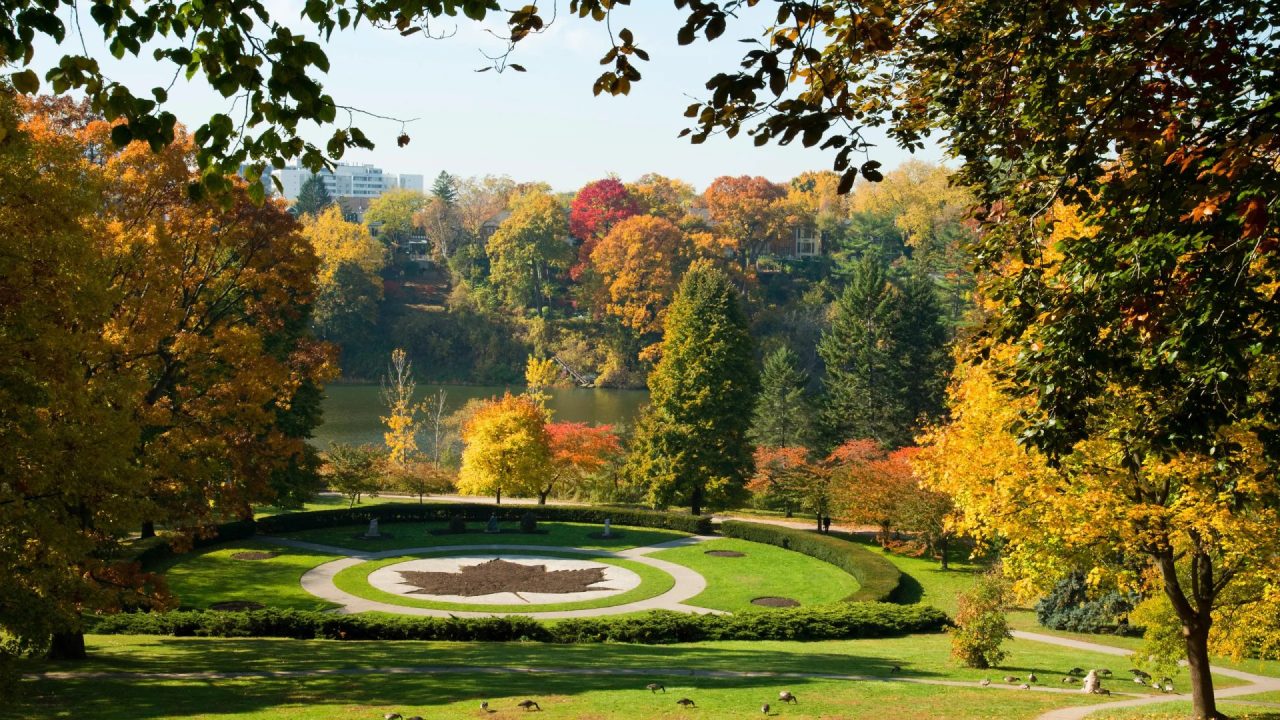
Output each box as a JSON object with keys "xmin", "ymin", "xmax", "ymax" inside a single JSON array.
[
  {"xmin": 110, "ymin": 123, "xmax": 133, "ymax": 147},
  {"xmin": 509, "ymin": 64, "xmax": 527, "ymax": 72},
  {"xmin": 11, "ymin": 69, "xmax": 39, "ymax": 94}
]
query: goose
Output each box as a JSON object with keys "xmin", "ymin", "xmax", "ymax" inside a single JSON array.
[
  {"xmin": 980, "ymin": 679, "xmax": 991, "ymax": 687},
  {"xmin": 676, "ymin": 698, "xmax": 697, "ymax": 708},
  {"xmin": 761, "ymin": 703, "xmax": 770, "ymax": 714},
  {"xmin": 778, "ymin": 690, "xmax": 798, "ymax": 704},
  {"xmin": 646, "ymin": 683, "xmax": 666, "ymax": 694},
  {"xmin": 517, "ymin": 700, "xmax": 541, "ymax": 711}
]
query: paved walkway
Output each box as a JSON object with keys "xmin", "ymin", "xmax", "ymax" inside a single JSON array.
[
  {"xmin": 264, "ymin": 535, "xmax": 722, "ymax": 619},
  {"xmin": 1013, "ymin": 631, "xmax": 1280, "ymax": 720}
]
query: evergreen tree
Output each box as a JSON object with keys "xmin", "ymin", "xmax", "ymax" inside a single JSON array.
[
  {"xmin": 626, "ymin": 261, "xmax": 758, "ymax": 515},
  {"xmin": 750, "ymin": 345, "xmax": 812, "ymax": 449},
  {"xmin": 293, "ymin": 174, "xmax": 334, "ymax": 217},
  {"xmin": 431, "ymin": 170, "xmax": 458, "ymax": 206},
  {"xmin": 817, "ymin": 256, "xmax": 905, "ymax": 447},
  {"xmin": 894, "ymin": 272, "xmax": 950, "ymax": 429}
]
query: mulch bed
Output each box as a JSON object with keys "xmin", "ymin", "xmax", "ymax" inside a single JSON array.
[
  {"xmin": 209, "ymin": 601, "xmax": 265, "ymax": 611},
  {"xmin": 704, "ymin": 550, "xmax": 746, "ymax": 557},
  {"xmin": 399, "ymin": 558, "xmax": 612, "ymax": 597},
  {"xmin": 230, "ymin": 551, "xmax": 279, "ymax": 561},
  {"xmin": 751, "ymin": 596, "xmax": 800, "ymax": 608}
]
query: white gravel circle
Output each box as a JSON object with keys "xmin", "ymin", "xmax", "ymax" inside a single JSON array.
[{"xmin": 366, "ymin": 554, "xmax": 643, "ymax": 605}]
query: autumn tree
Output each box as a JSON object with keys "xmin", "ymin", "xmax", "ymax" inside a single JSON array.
[
  {"xmin": 0, "ymin": 95, "xmax": 162, "ymax": 665},
  {"xmin": 627, "ymin": 173, "xmax": 695, "ymax": 224},
  {"xmin": 747, "ymin": 446, "xmax": 814, "ymax": 520},
  {"xmin": 389, "ymin": 459, "xmax": 454, "ymax": 504},
  {"xmin": 365, "ymin": 188, "xmax": 427, "ymax": 250},
  {"xmin": 486, "ymin": 188, "xmax": 572, "ymax": 312},
  {"xmin": 750, "ymin": 345, "xmax": 813, "ymax": 450},
  {"xmin": 381, "ymin": 348, "xmax": 421, "ymax": 468},
  {"xmin": 457, "ymin": 393, "xmax": 552, "ymax": 504},
  {"xmin": 323, "ymin": 443, "xmax": 384, "ymax": 508},
  {"xmin": 568, "ymin": 178, "xmax": 640, "ymax": 278},
  {"xmin": 303, "ymin": 205, "xmax": 386, "ymax": 348},
  {"xmin": 625, "ymin": 262, "xmax": 758, "ymax": 515},
  {"xmin": 542, "ymin": 423, "xmax": 621, "ymax": 504},
  {"xmin": 702, "ymin": 175, "xmax": 791, "ymax": 272},
  {"xmin": 293, "ymin": 175, "xmax": 333, "ymax": 217},
  {"xmin": 589, "ymin": 214, "xmax": 693, "ymax": 348}
]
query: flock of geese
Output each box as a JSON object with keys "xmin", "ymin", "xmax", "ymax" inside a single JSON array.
[
  {"xmin": 979, "ymin": 667, "xmax": 1176, "ymax": 694},
  {"xmin": 378, "ymin": 666, "xmax": 1175, "ymax": 716}
]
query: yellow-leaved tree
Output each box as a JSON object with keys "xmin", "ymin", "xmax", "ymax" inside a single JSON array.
[
  {"xmin": 457, "ymin": 393, "xmax": 552, "ymax": 504},
  {"xmin": 917, "ymin": 197, "xmax": 1280, "ymax": 715},
  {"xmin": 590, "ymin": 214, "xmax": 693, "ymax": 348}
]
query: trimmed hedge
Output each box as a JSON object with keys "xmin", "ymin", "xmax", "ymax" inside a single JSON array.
[
  {"xmin": 717, "ymin": 521, "xmax": 902, "ymax": 603},
  {"xmin": 256, "ymin": 503, "xmax": 714, "ymax": 536},
  {"xmin": 89, "ymin": 603, "xmax": 947, "ymax": 643}
]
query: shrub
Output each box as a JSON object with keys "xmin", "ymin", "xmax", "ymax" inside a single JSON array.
[
  {"xmin": 717, "ymin": 521, "xmax": 901, "ymax": 602},
  {"xmin": 447, "ymin": 514, "xmax": 467, "ymax": 533},
  {"xmin": 951, "ymin": 570, "xmax": 1011, "ymax": 668},
  {"xmin": 520, "ymin": 511, "xmax": 538, "ymax": 533},
  {"xmin": 89, "ymin": 603, "xmax": 948, "ymax": 644},
  {"xmin": 255, "ymin": 502, "xmax": 713, "ymax": 536},
  {"xmin": 1035, "ymin": 572, "xmax": 1140, "ymax": 636}
]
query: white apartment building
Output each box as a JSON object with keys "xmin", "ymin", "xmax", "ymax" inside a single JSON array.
[{"xmin": 275, "ymin": 163, "xmax": 424, "ymax": 201}]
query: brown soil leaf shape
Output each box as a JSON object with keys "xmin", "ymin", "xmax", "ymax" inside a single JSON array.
[{"xmin": 398, "ymin": 558, "xmax": 613, "ymax": 597}]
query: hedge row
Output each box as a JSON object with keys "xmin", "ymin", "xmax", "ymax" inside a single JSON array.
[
  {"xmin": 90, "ymin": 604, "xmax": 947, "ymax": 643},
  {"xmin": 717, "ymin": 521, "xmax": 902, "ymax": 603},
  {"xmin": 256, "ymin": 503, "xmax": 715, "ymax": 536}
]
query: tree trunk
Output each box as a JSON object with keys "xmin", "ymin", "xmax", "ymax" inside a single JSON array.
[
  {"xmin": 495, "ymin": 487, "xmax": 501, "ymax": 505},
  {"xmin": 939, "ymin": 535, "xmax": 950, "ymax": 570},
  {"xmin": 538, "ymin": 486, "xmax": 550, "ymax": 505},
  {"xmin": 816, "ymin": 513, "xmax": 823, "ymax": 532},
  {"xmin": 1185, "ymin": 622, "xmax": 1220, "ymax": 719},
  {"xmin": 140, "ymin": 520, "xmax": 155, "ymax": 539},
  {"xmin": 690, "ymin": 486, "xmax": 703, "ymax": 516},
  {"xmin": 47, "ymin": 630, "xmax": 86, "ymax": 660}
]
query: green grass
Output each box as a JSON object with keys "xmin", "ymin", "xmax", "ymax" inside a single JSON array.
[
  {"xmin": 1087, "ymin": 702, "xmax": 1280, "ymax": 719},
  {"xmin": 330, "ymin": 551, "xmax": 674, "ymax": 612},
  {"xmin": 648, "ymin": 538, "xmax": 860, "ymax": 611},
  {"xmin": 273, "ymin": 521, "xmax": 689, "ymax": 553},
  {"xmin": 160, "ymin": 541, "xmax": 343, "ymax": 611},
  {"xmin": 841, "ymin": 535, "xmax": 983, "ymax": 615},
  {"xmin": 253, "ymin": 494, "xmax": 402, "ymax": 518},
  {"xmin": 12, "ymin": 633, "xmax": 1168, "ymax": 720}
]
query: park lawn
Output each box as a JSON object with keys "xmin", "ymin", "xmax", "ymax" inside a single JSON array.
[
  {"xmin": 254, "ymin": 494, "xmax": 403, "ymax": 518},
  {"xmin": 11, "ymin": 671, "xmax": 1106, "ymax": 720},
  {"xmin": 844, "ymin": 534, "xmax": 984, "ymax": 616},
  {"xmin": 1087, "ymin": 702, "xmax": 1280, "ymax": 718},
  {"xmin": 271, "ymin": 521, "xmax": 689, "ymax": 553},
  {"xmin": 331, "ymin": 551, "xmax": 674, "ymax": 612},
  {"xmin": 21, "ymin": 633, "xmax": 1186, "ymax": 687},
  {"xmin": 161, "ymin": 541, "xmax": 343, "ymax": 611},
  {"xmin": 12, "ymin": 634, "xmax": 1176, "ymax": 720},
  {"xmin": 649, "ymin": 538, "xmax": 859, "ymax": 611}
]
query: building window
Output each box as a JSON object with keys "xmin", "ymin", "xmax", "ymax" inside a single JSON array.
[{"xmin": 795, "ymin": 227, "xmax": 818, "ymax": 256}]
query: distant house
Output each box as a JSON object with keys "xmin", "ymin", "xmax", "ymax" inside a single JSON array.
[
  {"xmin": 791, "ymin": 225, "xmax": 823, "ymax": 258},
  {"xmin": 478, "ymin": 210, "xmax": 512, "ymax": 240}
]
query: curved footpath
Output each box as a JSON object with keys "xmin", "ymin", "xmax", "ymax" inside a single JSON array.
[
  {"xmin": 1014, "ymin": 630, "xmax": 1280, "ymax": 720},
  {"xmin": 265, "ymin": 535, "xmax": 724, "ymax": 619}
]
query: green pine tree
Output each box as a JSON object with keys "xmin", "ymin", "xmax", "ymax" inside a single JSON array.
[
  {"xmin": 293, "ymin": 174, "xmax": 334, "ymax": 217},
  {"xmin": 431, "ymin": 170, "xmax": 458, "ymax": 206},
  {"xmin": 817, "ymin": 256, "xmax": 906, "ymax": 448},
  {"xmin": 750, "ymin": 345, "xmax": 813, "ymax": 449},
  {"xmin": 894, "ymin": 271, "xmax": 951, "ymax": 430},
  {"xmin": 626, "ymin": 261, "xmax": 758, "ymax": 515}
]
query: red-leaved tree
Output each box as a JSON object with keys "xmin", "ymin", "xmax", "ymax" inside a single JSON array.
[{"xmin": 568, "ymin": 178, "xmax": 640, "ymax": 279}]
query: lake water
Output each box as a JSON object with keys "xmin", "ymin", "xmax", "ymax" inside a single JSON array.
[{"xmin": 312, "ymin": 384, "xmax": 649, "ymax": 449}]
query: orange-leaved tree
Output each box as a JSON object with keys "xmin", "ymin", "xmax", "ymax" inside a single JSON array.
[
  {"xmin": 542, "ymin": 422, "xmax": 621, "ymax": 504},
  {"xmin": 590, "ymin": 214, "xmax": 694, "ymax": 352}
]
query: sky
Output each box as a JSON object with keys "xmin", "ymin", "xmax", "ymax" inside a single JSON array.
[{"xmin": 34, "ymin": 1, "xmax": 944, "ymax": 192}]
